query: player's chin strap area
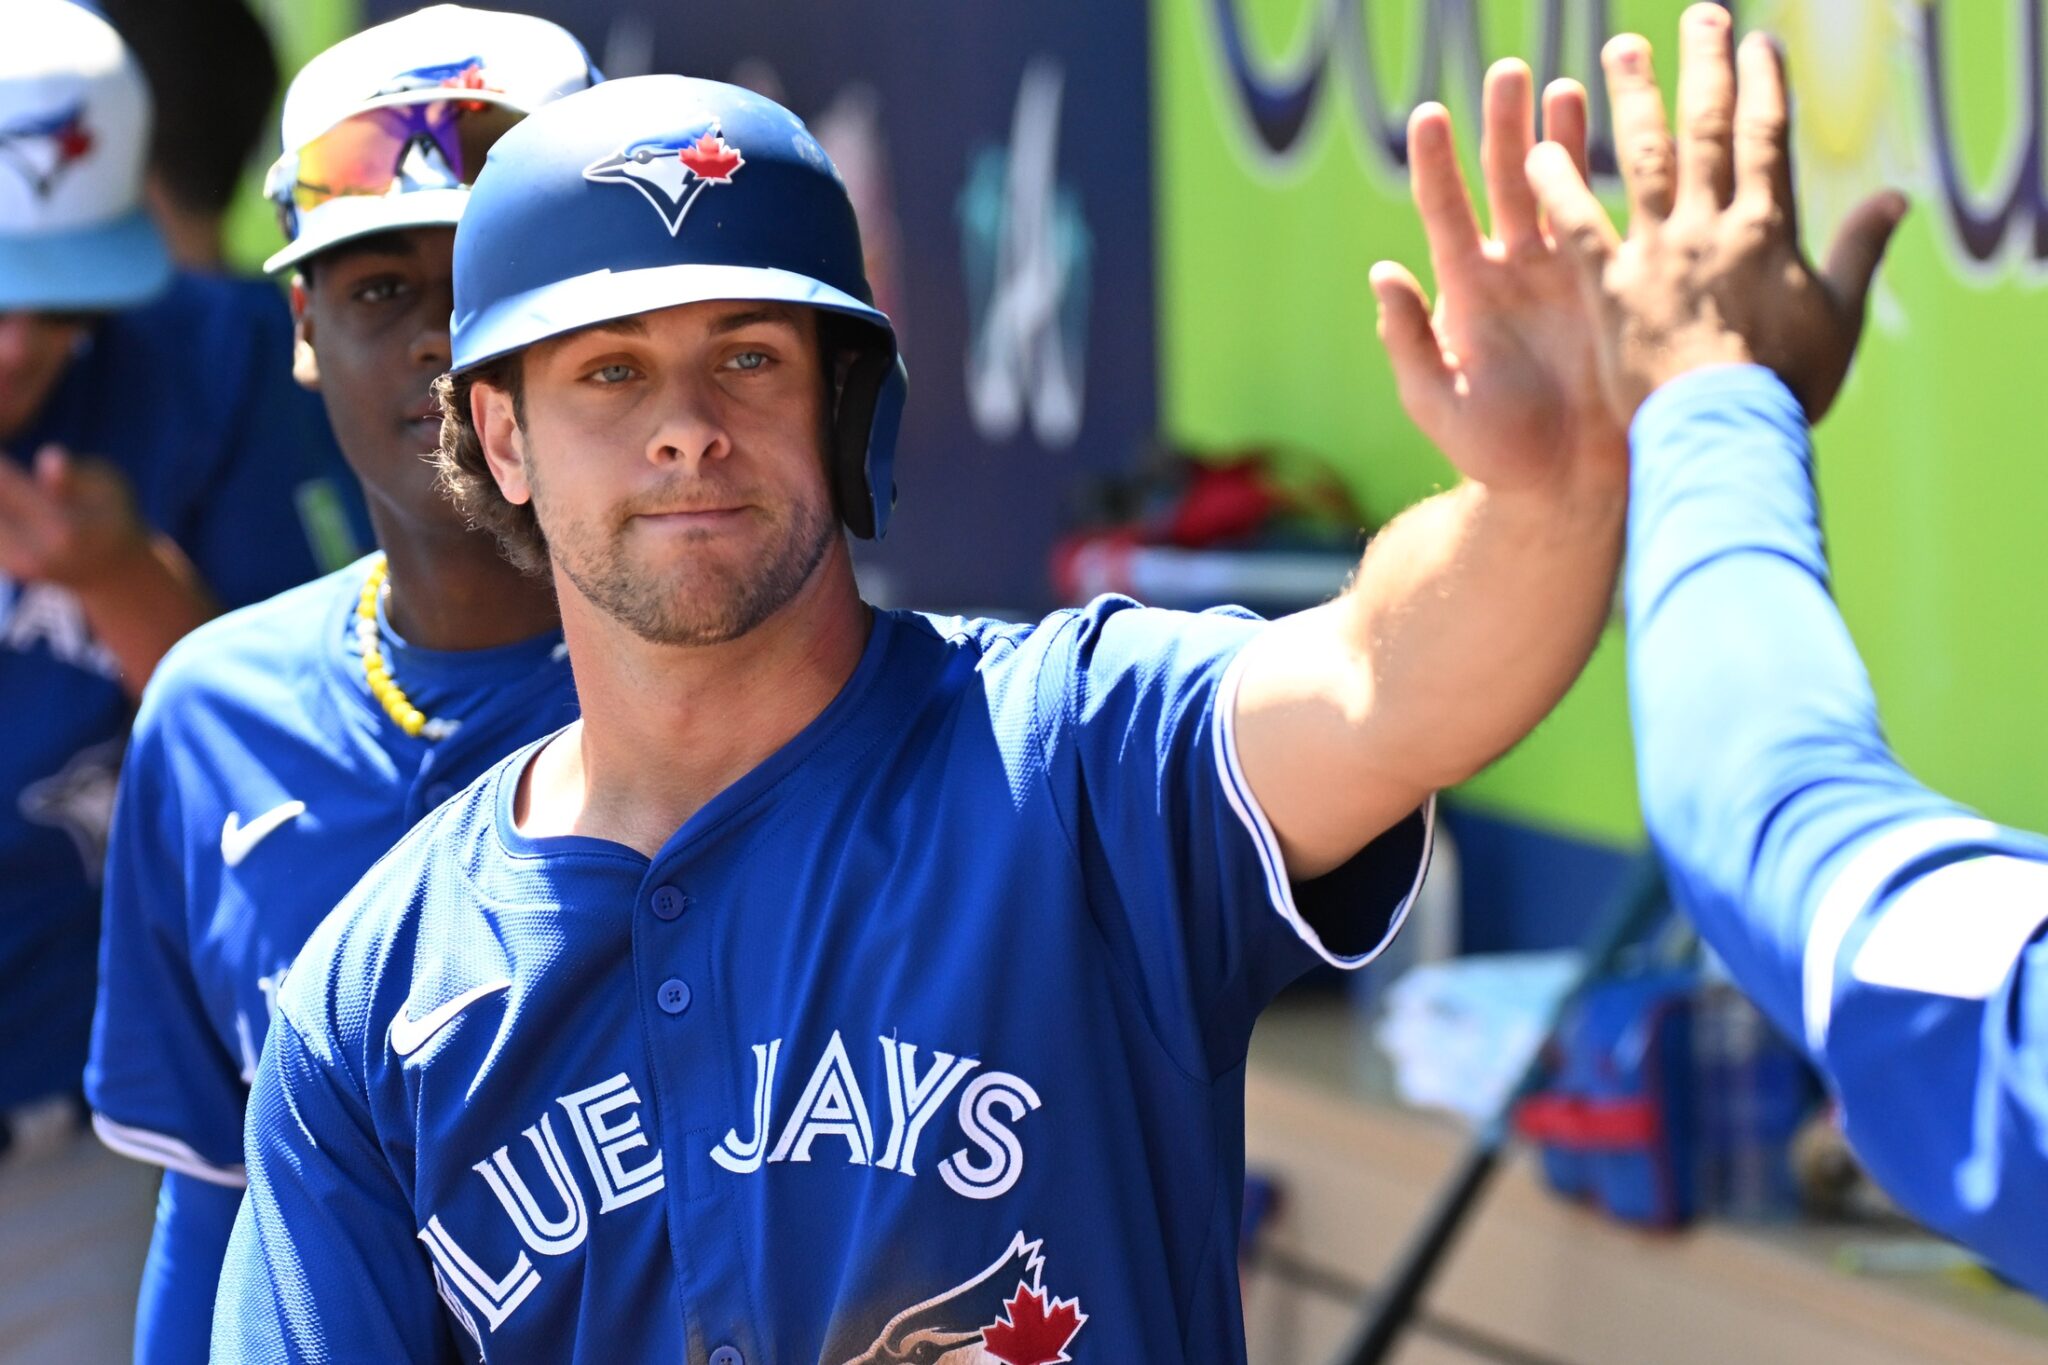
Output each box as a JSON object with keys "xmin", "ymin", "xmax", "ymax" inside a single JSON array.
[
  {"xmin": 0, "ymin": 1092, "xmax": 88, "ymax": 1171},
  {"xmin": 832, "ymin": 346, "xmax": 892, "ymax": 540}
]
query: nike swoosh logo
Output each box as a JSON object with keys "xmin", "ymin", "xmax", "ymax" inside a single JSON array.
[
  {"xmin": 389, "ymin": 980, "xmax": 512, "ymax": 1058},
  {"xmin": 221, "ymin": 801, "xmax": 307, "ymax": 868}
]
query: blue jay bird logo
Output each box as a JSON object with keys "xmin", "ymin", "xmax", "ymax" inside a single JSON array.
[
  {"xmin": 18, "ymin": 738, "xmax": 121, "ymax": 884},
  {"xmin": 581, "ymin": 118, "xmax": 746, "ymax": 236},
  {"xmin": 374, "ymin": 56, "xmax": 493, "ymax": 98},
  {"xmin": 838, "ymin": 1232, "xmax": 1086, "ymax": 1365},
  {"xmin": 0, "ymin": 103, "xmax": 96, "ymax": 199}
]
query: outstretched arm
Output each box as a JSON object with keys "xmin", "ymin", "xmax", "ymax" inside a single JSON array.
[
  {"xmin": 1234, "ymin": 61, "xmax": 1627, "ymax": 879},
  {"xmin": 1534, "ymin": 3, "xmax": 2048, "ymax": 1292},
  {"xmin": 1631, "ymin": 359, "xmax": 2048, "ymax": 1300}
]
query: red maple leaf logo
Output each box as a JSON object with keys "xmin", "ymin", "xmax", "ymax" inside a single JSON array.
[
  {"xmin": 56, "ymin": 121, "xmax": 92, "ymax": 162},
  {"xmin": 981, "ymin": 1282, "xmax": 1086, "ymax": 1365},
  {"xmin": 679, "ymin": 132, "xmax": 744, "ymax": 183},
  {"xmin": 438, "ymin": 62, "xmax": 490, "ymax": 92}
]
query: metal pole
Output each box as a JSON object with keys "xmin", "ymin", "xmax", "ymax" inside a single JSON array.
[{"xmin": 1331, "ymin": 856, "xmax": 1671, "ymax": 1365}]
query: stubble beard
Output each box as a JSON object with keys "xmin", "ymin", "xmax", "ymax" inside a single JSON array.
[{"xmin": 535, "ymin": 455, "xmax": 840, "ymax": 648}]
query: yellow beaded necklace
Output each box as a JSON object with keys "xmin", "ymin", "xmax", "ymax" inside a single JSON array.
[{"xmin": 356, "ymin": 554, "xmax": 456, "ymax": 741}]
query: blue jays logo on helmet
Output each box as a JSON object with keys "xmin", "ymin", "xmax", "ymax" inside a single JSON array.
[
  {"xmin": 580, "ymin": 117, "xmax": 745, "ymax": 236},
  {"xmin": 0, "ymin": 103, "xmax": 95, "ymax": 199},
  {"xmin": 376, "ymin": 57, "xmax": 493, "ymax": 98}
]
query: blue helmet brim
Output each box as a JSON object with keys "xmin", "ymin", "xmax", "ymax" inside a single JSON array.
[{"xmin": 450, "ymin": 261, "xmax": 892, "ymax": 375}]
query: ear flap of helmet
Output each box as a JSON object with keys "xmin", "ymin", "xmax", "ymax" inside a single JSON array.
[{"xmin": 832, "ymin": 346, "xmax": 906, "ymax": 541}]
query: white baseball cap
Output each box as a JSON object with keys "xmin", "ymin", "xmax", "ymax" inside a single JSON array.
[
  {"xmin": 0, "ymin": 0, "xmax": 171, "ymax": 313},
  {"xmin": 264, "ymin": 5, "xmax": 598, "ymax": 274}
]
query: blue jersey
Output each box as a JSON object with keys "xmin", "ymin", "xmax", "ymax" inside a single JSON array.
[
  {"xmin": 1, "ymin": 272, "xmax": 366, "ymax": 1112},
  {"xmin": 88, "ymin": 556, "xmax": 576, "ymax": 1187},
  {"xmin": 1628, "ymin": 365, "xmax": 2048, "ymax": 1295},
  {"xmin": 215, "ymin": 598, "xmax": 1433, "ymax": 1363}
]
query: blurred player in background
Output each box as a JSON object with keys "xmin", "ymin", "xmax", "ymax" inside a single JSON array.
[
  {"xmin": 1513, "ymin": 4, "xmax": 2044, "ymax": 1296},
  {"xmin": 0, "ymin": 3, "xmax": 364, "ymax": 1359},
  {"xmin": 214, "ymin": 69, "xmax": 1625, "ymax": 1361},
  {"xmin": 85, "ymin": 8, "xmax": 596, "ymax": 1360},
  {"xmin": 100, "ymin": 0, "xmax": 280, "ymax": 272}
]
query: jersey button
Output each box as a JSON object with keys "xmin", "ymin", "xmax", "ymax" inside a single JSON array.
[
  {"xmin": 709, "ymin": 1348, "xmax": 743, "ymax": 1365},
  {"xmin": 657, "ymin": 978, "xmax": 691, "ymax": 1015},
  {"xmin": 650, "ymin": 886, "xmax": 688, "ymax": 920}
]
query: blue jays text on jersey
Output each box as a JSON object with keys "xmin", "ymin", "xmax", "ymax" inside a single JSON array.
[
  {"xmin": 1628, "ymin": 366, "xmax": 2048, "ymax": 1296},
  {"xmin": 1, "ymin": 274, "xmax": 367, "ymax": 1113},
  {"xmin": 215, "ymin": 597, "xmax": 1434, "ymax": 1364},
  {"xmin": 87, "ymin": 555, "xmax": 576, "ymax": 1187}
]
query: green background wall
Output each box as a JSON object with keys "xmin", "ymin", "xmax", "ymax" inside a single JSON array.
[
  {"xmin": 221, "ymin": 0, "xmax": 364, "ymax": 272},
  {"xmin": 1157, "ymin": 0, "xmax": 2048, "ymax": 847}
]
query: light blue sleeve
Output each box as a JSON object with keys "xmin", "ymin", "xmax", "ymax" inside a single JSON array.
[
  {"xmin": 212, "ymin": 1005, "xmax": 459, "ymax": 1363},
  {"xmin": 1626, "ymin": 364, "xmax": 2048, "ymax": 1294},
  {"xmin": 87, "ymin": 684, "xmax": 248, "ymax": 1185}
]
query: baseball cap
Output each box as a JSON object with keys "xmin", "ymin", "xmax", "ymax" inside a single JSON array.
[
  {"xmin": 263, "ymin": 5, "xmax": 597, "ymax": 275},
  {"xmin": 0, "ymin": 0, "xmax": 171, "ymax": 314}
]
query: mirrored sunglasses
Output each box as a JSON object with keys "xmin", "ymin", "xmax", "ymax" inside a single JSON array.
[{"xmin": 281, "ymin": 99, "xmax": 524, "ymax": 223}]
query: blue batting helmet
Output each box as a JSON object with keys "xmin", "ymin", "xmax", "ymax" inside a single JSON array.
[{"xmin": 449, "ymin": 75, "xmax": 904, "ymax": 539}]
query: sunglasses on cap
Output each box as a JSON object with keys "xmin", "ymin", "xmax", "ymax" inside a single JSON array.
[{"xmin": 271, "ymin": 99, "xmax": 525, "ymax": 239}]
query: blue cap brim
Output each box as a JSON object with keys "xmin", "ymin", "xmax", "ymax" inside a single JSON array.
[
  {"xmin": 450, "ymin": 261, "xmax": 890, "ymax": 374},
  {"xmin": 0, "ymin": 210, "xmax": 172, "ymax": 313}
]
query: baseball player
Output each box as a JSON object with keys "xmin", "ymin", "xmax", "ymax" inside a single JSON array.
[
  {"xmin": 215, "ymin": 68, "xmax": 1623, "ymax": 1362},
  {"xmin": 84, "ymin": 9, "xmax": 594, "ymax": 1360},
  {"xmin": 0, "ymin": 5, "xmax": 364, "ymax": 1359},
  {"xmin": 1521, "ymin": 4, "xmax": 2047, "ymax": 1294}
]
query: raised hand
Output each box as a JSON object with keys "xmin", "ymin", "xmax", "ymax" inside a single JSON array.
[
  {"xmin": 1524, "ymin": 2, "xmax": 1907, "ymax": 421},
  {"xmin": 1373, "ymin": 59, "xmax": 1626, "ymax": 496},
  {"xmin": 0, "ymin": 443, "xmax": 154, "ymax": 587}
]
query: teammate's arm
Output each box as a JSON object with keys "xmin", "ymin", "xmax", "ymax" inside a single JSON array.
[
  {"xmin": 1524, "ymin": 4, "xmax": 2048, "ymax": 1292},
  {"xmin": 135, "ymin": 1172, "xmax": 244, "ymax": 1362},
  {"xmin": 1627, "ymin": 364, "xmax": 2048, "ymax": 1294},
  {"xmin": 89, "ymin": 677, "xmax": 256, "ymax": 1361},
  {"xmin": 1233, "ymin": 63, "xmax": 1626, "ymax": 879}
]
